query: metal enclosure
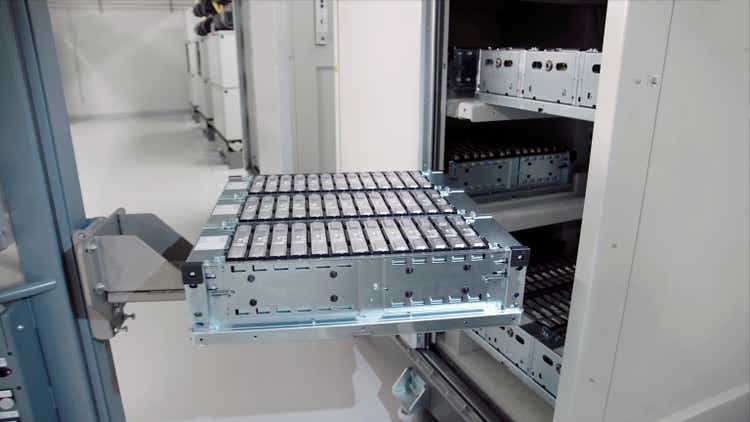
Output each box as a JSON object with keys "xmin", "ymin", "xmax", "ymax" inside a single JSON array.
[
  {"xmin": 477, "ymin": 48, "xmax": 526, "ymax": 97},
  {"xmin": 576, "ymin": 50, "xmax": 601, "ymax": 108},
  {"xmin": 182, "ymin": 172, "xmax": 529, "ymax": 344},
  {"xmin": 522, "ymin": 49, "xmax": 579, "ymax": 105}
]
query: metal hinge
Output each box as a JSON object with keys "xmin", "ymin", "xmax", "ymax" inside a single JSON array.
[{"xmin": 72, "ymin": 209, "xmax": 190, "ymax": 340}]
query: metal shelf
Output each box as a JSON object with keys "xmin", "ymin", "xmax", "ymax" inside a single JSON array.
[
  {"xmin": 478, "ymin": 191, "xmax": 585, "ymax": 231},
  {"xmin": 474, "ymin": 92, "xmax": 596, "ymax": 122},
  {"xmin": 446, "ymin": 97, "xmax": 548, "ymax": 122}
]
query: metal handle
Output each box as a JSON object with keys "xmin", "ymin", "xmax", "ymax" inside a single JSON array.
[
  {"xmin": 0, "ymin": 279, "xmax": 57, "ymax": 305},
  {"xmin": 185, "ymin": 42, "xmax": 191, "ymax": 74}
]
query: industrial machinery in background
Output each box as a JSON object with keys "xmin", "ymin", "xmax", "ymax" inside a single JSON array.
[{"xmin": 185, "ymin": 0, "xmax": 243, "ymax": 169}]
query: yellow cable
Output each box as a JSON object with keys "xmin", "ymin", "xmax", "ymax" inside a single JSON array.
[{"xmin": 212, "ymin": 1, "xmax": 224, "ymax": 14}]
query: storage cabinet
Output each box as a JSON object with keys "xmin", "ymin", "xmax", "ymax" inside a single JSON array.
[
  {"xmin": 206, "ymin": 30, "xmax": 240, "ymax": 141},
  {"xmin": 417, "ymin": 0, "xmax": 749, "ymax": 421},
  {"xmin": 210, "ymin": 86, "xmax": 242, "ymax": 141}
]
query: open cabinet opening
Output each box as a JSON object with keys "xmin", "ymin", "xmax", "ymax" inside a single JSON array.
[{"xmin": 431, "ymin": 0, "xmax": 609, "ymax": 415}]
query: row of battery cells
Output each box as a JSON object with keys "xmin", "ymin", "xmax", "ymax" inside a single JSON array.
[
  {"xmin": 524, "ymin": 259, "xmax": 575, "ymax": 332},
  {"xmin": 226, "ymin": 215, "xmax": 486, "ymax": 260},
  {"xmin": 239, "ymin": 190, "xmax": 453, "ymax": 221},
  {"xmin": 248, "ymin": 171, "xmax": 432, "ymax": 194}
]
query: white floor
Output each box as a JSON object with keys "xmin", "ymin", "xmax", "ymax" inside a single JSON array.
[{"xmin": 70, "ymin": 114, "xmax": 411, "ymax": 422}]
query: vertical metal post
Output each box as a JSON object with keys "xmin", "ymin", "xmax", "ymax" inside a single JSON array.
[
  {"xmin": 420, "ymin": 0, "xmax": 449, "ymax": 172},
  {"xmin": 234, "ymin": 0, "xmax": 254, "ymax": 172},
  {"xmin": 420, "ymin": 0, "xmax": 437, "ymax": 171},
  {"xmin": 0, "ymin": 2, "xmax": 125, "ymax": 421}
]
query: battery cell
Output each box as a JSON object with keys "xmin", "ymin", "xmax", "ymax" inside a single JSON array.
[
  {"xmin": 372, "ymin": 172, "xmax": 390, "ymax": 189},
  {"xmin": 227, "ymin": 224, "xmax": 252, "ymax": 259},
  {"xmin": 308, "ymin": 194, "xmax": 323, "ymax": 218},
  {"xmin": 323, "ymin": 193, "xmax": 340, "ymax": 217},
  {"xmin": 248, "ymin": 224, "xmax": 271, "ymax": 258},
  {"xmin": 279, "ymin": 175, "xmax": 292, "ymax": 193},
  {"xmin": 257, "ymin": 196, "xmax": 275, "ymax": 220},
  {"xmin": 250, "ymin": 176, "xmax": 265, "ymax": 193},
  {"xmin": 274, "ymin": 195, "xmax": 290, "ymax": 220},
  {"xmin": 338, "ymin": 193, "xmax": 357, "ymax": 217},
  {"xmin": 409, "ymin": 171, "xmax": 432, "ymax": 188},
  {"xmin": 307, "ymin": 174, "xmax": 320, "ymax": 191},
  {"xmin": 411, "ymin": 190, "xmax": 438, "ymax": 214},
  {"xmin": 333, "ymin": 173, "xmax": 348, "ymax": 191},
  {"xmin": 310, "ymin": 222, "xmax": 328, "ymax": 256},
  {"xmin": 431, "ymin": 216, "xmax": 466, "ymax": 249},
  {"xmin": 292, "ymin": 194, "xmax": 306, "ymax": 219},
  {"xmin": 381, "ymin": 218, "xmax": 408, "ymax": 252},
  {"xmin": 397, "ymin": 218, "xmax": 428, "ymax": 251},
  {"xmin": 359, "ymin": 173, "xmax": 377, "ymax": 190},
  {"xmin": 345, "ymin": 220, "xmax": 369, "ymax": 254},
  {"xmin": 327, "ymin": 222, "xmax": 349, "ymax": 255},
  {"xmin": 382, "ymin": 191, "xmax": 406, "ymax": 215},
  {"xmin": 241, "ymin": 196, "xmax": 260, "ymax": 220},
  {"xmin": 346, "ymin": 173, "xmax": 363, "ymax": 190},
  {"xmin": 368, "ymin": 192, "xmax": 390, "ymax": 216},
  {"xmin": 320, "ymin": 174, "xmax": 334, "ymax": 191},
  {"xmin": 397, "ymin": 191, "xmax": 422, "ymax": 214},
  {"xmin": 414, "ymin": 217, "xmax": 448, "ymax": 250},
  {"xmin": 353, "ymin": 192, "xmax": 373, "ymax": 216},
  {"xmin": 293, "ymin": 174, "xmax": 306, "ymax": 192},
  {"xmin": 398, "ymin": 171, "xmax": 419, "ymax": 189},
  {"xmin": 269, "ymin": 223, "xmax": 289, "ymax": 257},
  {"xmin": 264, "ymin": 175, "xmax": 279, "ymax": 193},
  {"xmin": 290, "ymin": 222, "xmax": 308, "ymax": 256},
  {"xmin": 363, "ymin": 219, "xmax": 389, "ymax": 252},
  {"xmin": 385, "ymin": 172, "xmax": 404, "ymax": 189},
  {"xmin": 426, "ymin": 190, "xmax": 453, "ymax": 213},
  {"xmin": 447, "ymin": 215, "xmax": 485, "ymax": 248}
]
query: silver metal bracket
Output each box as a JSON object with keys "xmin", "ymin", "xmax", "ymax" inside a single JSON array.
[
  {"xmin": 73, "ymin": 208, "xmax": 191, "ymax": 340},
  {"xmin": 393, "ymin": 367, "xmax": 429, "ymax": 416}
]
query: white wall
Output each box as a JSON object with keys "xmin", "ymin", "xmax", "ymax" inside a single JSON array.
[
  {"xmin": 336, "ymin": 0, "xmax": 423, "ymax": 171},
  {"xmin": 49, "ymin": 5, "xmax": 190, "ymax": 118},
  {"xmin": 603, "ymin": 0, "xmax": 749, "ymax": 419}
]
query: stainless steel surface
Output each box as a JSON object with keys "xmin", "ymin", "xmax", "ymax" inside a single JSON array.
[
  {"xmin": 184, "ymin": 172, "xmax": 528, "ymax": 344},
  {"xmin": 477, "ymin": 48, "xmax": 526, "ymax": 97},
  {"xmin": 522, "ymin": 49, "xmax": 580, "ymax": 105},
  {"xmin": 476, "ymin": 91, "xmax": 595, "ymax": 122},
  {"xmin": 72, "ymin": 209, "xmax": 190, "ymax": 340}
]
